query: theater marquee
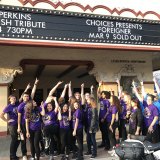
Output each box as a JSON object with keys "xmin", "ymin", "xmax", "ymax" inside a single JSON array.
[{"xmin": 0, "ymin": 5, "xmax": 160, "ymax": 48}]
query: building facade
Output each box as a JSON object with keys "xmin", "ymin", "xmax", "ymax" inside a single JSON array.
[{"xmin": 0, "ymin": 0, "xmax": 160, "ymax": 135}]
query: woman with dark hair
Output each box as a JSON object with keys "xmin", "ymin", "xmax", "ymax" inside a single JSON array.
[
  {"xmin": 43, "ymin": 97, "xmax": 61, "ymax": 160},
  {"xmin": 107, "ymin": 95, "xmax": 121, "ymax": 157},
  {"xmin": 72, "ymin": 101, "xmax": 84, "ymax": 160},
  {"xmin": 25, "ymin": 100, "xmax": 45, "ymax": 160},
  {"xmin": 97, "ymin": 81, "xmax": 110, "ymax": 150},
  {"xmin": 128, "ymin": 97, "xmax": 143, "ymax": 137},
  {"xmin": 85, "ymin": 97, "xmax": 99, "ymax": 159},
  {"xmin": 58, "ymin": 103, "xmax": 72, "ymax": 160},
  {"xmin": 143, "ymin": 94, "xmax": 159, "ymax": 143}
]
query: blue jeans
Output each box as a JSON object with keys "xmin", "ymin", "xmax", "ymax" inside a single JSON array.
[{"xmin": 87, "ymin": 131, "xmax": 97, "ymax": 156}]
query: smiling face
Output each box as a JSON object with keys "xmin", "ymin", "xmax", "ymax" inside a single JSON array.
[
  {"xmin": 73, "ymin": 102, "xmax": 79, "ymax": 110},
  {"xmin": 146, "ymin": 96, "xmax": 153, "ymax": 105},
  {"xmin": 23, "ymin": 93, "xmax": 30, "ymax": 102},
  {"xmin": 74, "ymin": 92, "xmax": 80, "ymax": 100},
  {"xmin": 47, "ymin": 103, "xmax": 53, "ymax": 112},
  {"xmin": 63, "ymin": 104, "xmax": 68, "ymax": 112},
  {"xmin": 85, "ymin": 93, "xmax": 90, "ymax": 101},
  {"xmin": 9, "ymin": 96, "xmax": 16, "ymax": 104}
]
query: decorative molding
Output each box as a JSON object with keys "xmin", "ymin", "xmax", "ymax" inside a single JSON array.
[
  {"xmin": 18, "ymin": 0, "xmax": 160, "ymax": 19},
  {"xmin": 0, "ymin": 67, "xmax": 23, "ymax": 84}
]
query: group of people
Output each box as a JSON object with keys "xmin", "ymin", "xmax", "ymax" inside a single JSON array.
[{"xmin": 1, "ymin": 77, "xmax": 160, "ymax": 160}]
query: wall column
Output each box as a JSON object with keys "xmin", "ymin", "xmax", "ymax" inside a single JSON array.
[{"xmin": 0, "ymin": 84, "xmax": 8, "ymax": 136}]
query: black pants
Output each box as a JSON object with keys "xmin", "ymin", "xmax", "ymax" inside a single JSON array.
[
  {"xmin": 8, "ymin": 125, "xmax": 20, "ymax": 159},
  {"xmin": 70, "ymin": 130, "xmax": 78, "ymax": 154},
  {"xmin": 99, "ymin": 121, "xmax": 110, "ymax": 148},
  {"xmin": 43, "ymin": 124, "xmax": 61, "ymax": 154},
  {"xmin": 75, "ymin": 128, "xmax": 83, "ymax": 159},
  {"xmin": 29, "ymin": 129, "xmax": 41, "ymax": 159},
  {"xmin": 118, "ymin": 119, "xmax": 127, "ymax": 141},
  {"xmin": 87, "ymin": 131, "xmax": 97, "ymax": 156},
  {"xmin": 143, "ymin": 125, "xmax": 159, "ymax": 143},
  {"xmin": 60, "ymin": 128, "xmax": 70, "ymax": 155},
  {"xmin": 107, "ymin": 123, "xmax": 117, "ymax": 148},
  {"xmin": 20, "ymin": 124, "xmax": 27, "ymax": 156}
]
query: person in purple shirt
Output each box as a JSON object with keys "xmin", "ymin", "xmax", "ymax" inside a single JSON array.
[
  {"xmin": 43, "ymin": 97, "xmax": 60, "ymax": 160},
  {"xmin": 25, "ymin": 100, "xmax": 45, "ymax": 160},
  {"xmin": 118, "ymin": 94, "xmax": 131, "ymax": 141},
  {"xmin": 72, "ymin": 101, "xmax": 83, "ymax": 160},
  {"xmin": 97, "ymin": 81, "xmax": 111, "ymax": 150},
  {"xmin": 107, "ymin": 96, "xmax": 121, "ymax": 156},
  {"xmin": 0, "ymin": 95, "xmax": 19, "ymax": 160},
  {"xmin": 143, "ymin": 94, "xmax": 159, "ymax": 142},
  {"xmin": 58, "ymin": 103, "xmax": 72, "ymax": 160},
  {"xmin": 17, "ymin": 79, "xmax": 39, "ymax": 160}
]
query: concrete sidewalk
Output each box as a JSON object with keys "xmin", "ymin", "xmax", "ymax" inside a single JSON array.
[{"xmin": 0, "ymin": 136, "xmax": 119, "ymax": 160}]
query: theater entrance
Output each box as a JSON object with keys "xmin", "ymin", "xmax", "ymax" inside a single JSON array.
[{"xmin": 11, "ymin": 59, "xmax": 97, "ymax": 104}]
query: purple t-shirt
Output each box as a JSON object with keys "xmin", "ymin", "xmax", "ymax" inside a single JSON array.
[
  {"xmin": 3, "ymin": 103, "xmax": 19, "ymax": 126},
  {"xmin": 59, "ymin": 112, "xmax": 70, "ymax": 130},
  {"xmin": 18, "ymin": 102, "xmax": 27, "ymax": 125},
  {"xmin": 43, "ymin": 111, "xmax": 58, "ymax": 126},
  {"xmin": 106, "ymin": 105, "xmax": 118, "ymax": 123},
  {"xmin": 72, "ymin": 108, "xmax": 83, "ymax": 129},
  {"xmin": 143, "ymin": 104, "xmax": 159, "ymax": 127},
  {"xmin": 99, "ymin": 98, "xmax": 110, "ymax": 119},
  {"xmin": 29, "ymin": 107, "xmax": 42, "ymax": 131}
]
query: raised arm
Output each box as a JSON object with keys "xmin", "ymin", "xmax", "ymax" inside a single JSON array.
[
  {"xmin": 31, "ymin": 78, "xmax": 39, "ymax": 100},
  {"xmin": 140, "ymin": 81, "xmax": 147, "ymax": 99},
  {"xmin": 97, "ymin": 81, "xmax": 103, "ymax": 99},
  {"xmin": 40, "ymin": 102, "xmax": 45, "ymax": 116},
  {"xmin": 90, "ymin": 85, "xmax": 94, "ymax": 98},
  {"xmin": 58, "ymin": 107, "xmax": 62, "ymax": 121},
  {"xmin": 48, "ymin": 81, "xmax": 63, "ymax": 96},
  {"xmin": 132, "ymin": 80, "xmax": 143, "ymax": 102},
  {"xmin": 53, "ymin": 97, "xmax": 59, "ymax": 113},
  {"xmin": 60, "ymin": 84, "xmax": 68, "ymax": 98},
  {"xmin": 116, "ymin": 78, "xmax": 122, "ymax": 99},
  {"xmin": 68, "ymin": 81, "xmax": 72, "ymax": 98},
  {"xmin": 19, "ymin": 83, "xmax": 31, "ymax": 102},
  {"xmin": 81, "ymin": 83, "xmax": 85, "ymax": 105},
  {"xmin": 153, "ymin": 77, "xmax": 160, "ymax": 95}
]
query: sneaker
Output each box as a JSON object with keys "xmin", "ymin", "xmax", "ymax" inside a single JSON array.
[
  {"xmin": 110, "ymin": 150, "xmax": 116, "ymax": 156},
  {"xmin": 53, "ymin": 152, "xmax": 60, "ymax": 157},
  {"xmin": 40, "ymin": 151, "xmax": 45, "ymax": 157},
  {"xmin": 90, "ymin": 155, "xmax": 96, "ymax": 159},
  {"xmin": 72, "ymin": 153, "xmax": 77, "ymax": 159},
  {"xmin": 104, "ymin": 146, "xmax": 110, "ymax": 151},
  {"xmin": 49, "ymin": 155, "xmax": 54, "ymax": 160},
  {"xmin": 61, "ymin": 156, "xmax": 65, "ymax": 160},
  {"xmin": 98, "ymin": 144, "xmax": 105, "ymax": 148},
  {"xmin": 10, "ymin": 156, "xmax": 19, "ymax": 160},
  {"xmin": 110, "ymin": 150, "xmax": 118, "ymax": 157},
  {"xmin": 23, "ymin": 156, "xmax": 28, "ymax": 160},
  {"xmin": 65, "ymin": 156, "xmax": 69, "ymax": 160},
  {"xmin": 108, "ymin": 149, "xmax": 115, "ymax": 154},
  {"xmin": 84, "ymin": 152, "xmax": 92, "ymax": 156},
  {"xmin": 44, "ymin": 138, "xmax": 50, "ymax": 149}
]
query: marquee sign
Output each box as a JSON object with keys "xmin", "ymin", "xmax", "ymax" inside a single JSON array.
[{"xmin": 0, "ymin": 5, "xmax": 160, "ymax": 46}]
